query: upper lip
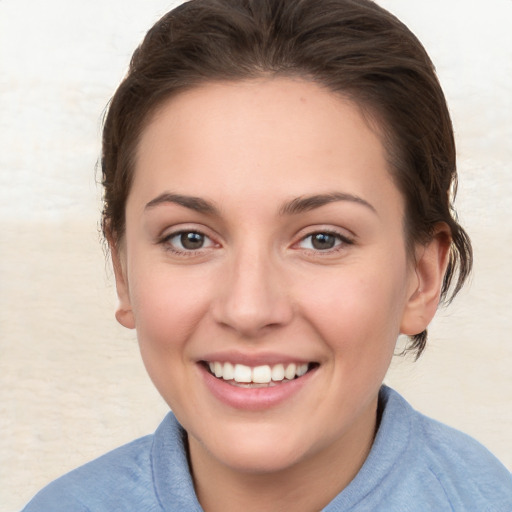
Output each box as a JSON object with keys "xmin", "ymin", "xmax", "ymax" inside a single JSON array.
[{"xmin": 197, "ymin": 350, "xmax": 316, "ymax": 367}]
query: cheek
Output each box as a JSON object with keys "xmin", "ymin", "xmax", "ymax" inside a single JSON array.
[
  {"xmin": 127, "ymin": 267, "xmax": 215, "ymax": 410},
  {"xmin": 297, "ymin": 260, "xmax": 409, "ymax": 357},
  {"xmin": 128, "ymin": 264, "xmax": 213, "ymax": 352}
]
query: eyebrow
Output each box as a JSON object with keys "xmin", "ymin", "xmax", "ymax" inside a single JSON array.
[
  {"xmin": 145, "ymin": 193, "xmax": 219, "ymax": 215},
  {"xmin": 144, "ymin": 191, "xmax": 376, "ymax": 217},
  {"xmin": 279, "ymin": 192, "xmax": 377, "ymax": 216}
]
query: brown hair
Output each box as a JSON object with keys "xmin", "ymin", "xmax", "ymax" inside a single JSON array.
[{"xmin": 101, "ymin": 0, "xmax": 472, "ymax": 357}]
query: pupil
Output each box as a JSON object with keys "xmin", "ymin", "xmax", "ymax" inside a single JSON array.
[
  {"xmin": 181, "ymin": 232, "xmax": 204, "ymax": 250},
  {"xmin": 312, "ymin": 233, "xmax": 335, "ymax": 250}
]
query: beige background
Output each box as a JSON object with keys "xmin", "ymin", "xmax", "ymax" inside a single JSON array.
[{"xmin": 1, "ymin": 0, "xmax": 511, "ymax": 510}]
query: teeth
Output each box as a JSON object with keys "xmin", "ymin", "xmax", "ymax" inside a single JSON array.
[
  {"xmin": 297, "ymin": 363, "xmax": 308, "ymax": 377},
  {"xmin": 253, "ymin": 365, "xmax": 272, "ymax": 384},
  {"xmin": 271, "ymin": 364, "xmax": 285, "ymax": 382},
  {"xmin": 284, "ymin": 363, "xmax": 296, "ymax": 380},
  {"xmin": 223, "ymin": 362, "xmax": 234, "ymax": 381},
  {"xmin": 234, "ymin": 364, "xmax": 252, "ymax": 383},
  {"xmin": 206, "ymin": 361, "xmax": 311, "ymax": 384}
]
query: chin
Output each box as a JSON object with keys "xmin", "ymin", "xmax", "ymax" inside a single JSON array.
[
  {"xmin": 216, "ymin": 445, "xmax": 303, "ymax": 475},
  {"xmin": 190, "ymin": 421, "xmax": 310, "ymax": 475}
]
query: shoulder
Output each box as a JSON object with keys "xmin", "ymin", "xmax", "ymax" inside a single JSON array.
[
  {"xmin": 22, "ymin": 431, "xmax": 159, "ymax": 512},
  {"xmin": 22, "ymin": 412, "xmax": 203, "ymax": 512},
  {"xmin": 385, "ymin": 386, "xmax": 512, "ymax": 511},
  {"xmin": 414, "ymin": 408, "xmax": 512, "ymax": 509}
]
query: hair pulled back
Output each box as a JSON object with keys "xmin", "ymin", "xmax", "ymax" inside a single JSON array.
[{"xmin": 101, "ymin": 0, "xmax": 472, "ymax": 357}]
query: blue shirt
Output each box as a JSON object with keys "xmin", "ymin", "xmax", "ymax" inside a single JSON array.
[{"xmin": 22, "ymin": 386, "xmax": 512, "ymax": 511}]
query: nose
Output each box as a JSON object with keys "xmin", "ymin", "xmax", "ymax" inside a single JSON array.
[{"xmin": 212, "ymin": 248, "xmax": 294, "ymax": 338}]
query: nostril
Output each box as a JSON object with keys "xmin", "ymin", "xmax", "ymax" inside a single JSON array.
[{"xmin": 210, "ymin": 269, "xmax": 294, "ymax": 336}]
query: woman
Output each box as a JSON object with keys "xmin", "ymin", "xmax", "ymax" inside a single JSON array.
[{"xmin": 22, "ymin": 0, "xmax": 512, "ymax": 510}]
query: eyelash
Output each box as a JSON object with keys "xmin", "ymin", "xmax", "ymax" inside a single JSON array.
[
  {"xmin": 158, "ymin": 228, "xmax": 354, "ymax": 257},
  {"xmin": 295, "ymin": 230, "xmax": 354, "ymax": 254},
  {"xmin": 159, "ymin": 229, "xmax": 216, "ymax": 255}
]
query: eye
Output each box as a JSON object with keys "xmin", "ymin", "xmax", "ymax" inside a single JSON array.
[
  {"xmin": 297, "ymin": 231, "xmax": 351, "ymax": 251},
  {"xmin": 164, "ymin": 231, "xmax": 215, "ymax": 252}
]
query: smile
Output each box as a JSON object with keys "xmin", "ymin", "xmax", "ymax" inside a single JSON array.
[
  {"xmin": 200, "ymin": 359, "xmax": 319, "ymax": 410},
  {"xmin": 205, "ymin": 361, "xmax": 315, "ymax": 387}
]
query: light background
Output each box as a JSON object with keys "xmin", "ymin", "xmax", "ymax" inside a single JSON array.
[{"xmin": 1, "ymin": 0, "xmax": 511, "ymax": 510}]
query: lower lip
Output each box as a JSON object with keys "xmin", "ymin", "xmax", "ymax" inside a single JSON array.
[{"xmin": 199, "ymin": 364, "xmax": 317, "ymax": 411}]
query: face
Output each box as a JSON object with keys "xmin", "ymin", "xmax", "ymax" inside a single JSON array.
[{"xmin": 115, "ymin": 78, "xmax": 426, "ymax": 478}]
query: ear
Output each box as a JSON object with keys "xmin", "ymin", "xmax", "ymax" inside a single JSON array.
[
  {"xmin": 400, "ymin": 223, "xmax": 451, "ymax": 336},
  {"xmin": 108, "ymin": 234, "xmax": 136, "ymax": 330}
]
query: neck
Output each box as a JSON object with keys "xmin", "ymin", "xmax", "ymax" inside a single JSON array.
[{"xmin": 188, "ymin": 398, "xmax": 379, "ymax": 512}]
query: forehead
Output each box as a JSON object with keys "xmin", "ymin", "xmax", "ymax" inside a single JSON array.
[{"xmin": 131, "ymin": 78, "xmax": 401, "ymax": 218}]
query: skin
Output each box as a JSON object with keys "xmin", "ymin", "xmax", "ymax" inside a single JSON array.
[{"xmin": 112, "ymin": 78, "xmax": 450, "ymax": 512}]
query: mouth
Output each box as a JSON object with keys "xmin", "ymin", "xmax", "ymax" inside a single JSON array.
[{"xmin": 202, "ymin": 361, "xmax": 319, "ymax": 388}]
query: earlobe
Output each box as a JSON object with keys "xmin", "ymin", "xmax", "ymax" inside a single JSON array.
[
  {"xmin": 115, "ymin": 306, "xmax": 135, "ymax": 330},
  {"xmin": 109, "ymin": 235, "xmax": 136, "ymax": 330},
  {"xmin": 400, "ymin": 224, "xmax": 451, "ymax": 336}
]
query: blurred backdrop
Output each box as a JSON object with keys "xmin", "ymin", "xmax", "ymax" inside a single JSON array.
[{"xmin": 1, "ymin": 0, "xmax": 511, "ymax": 510}]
